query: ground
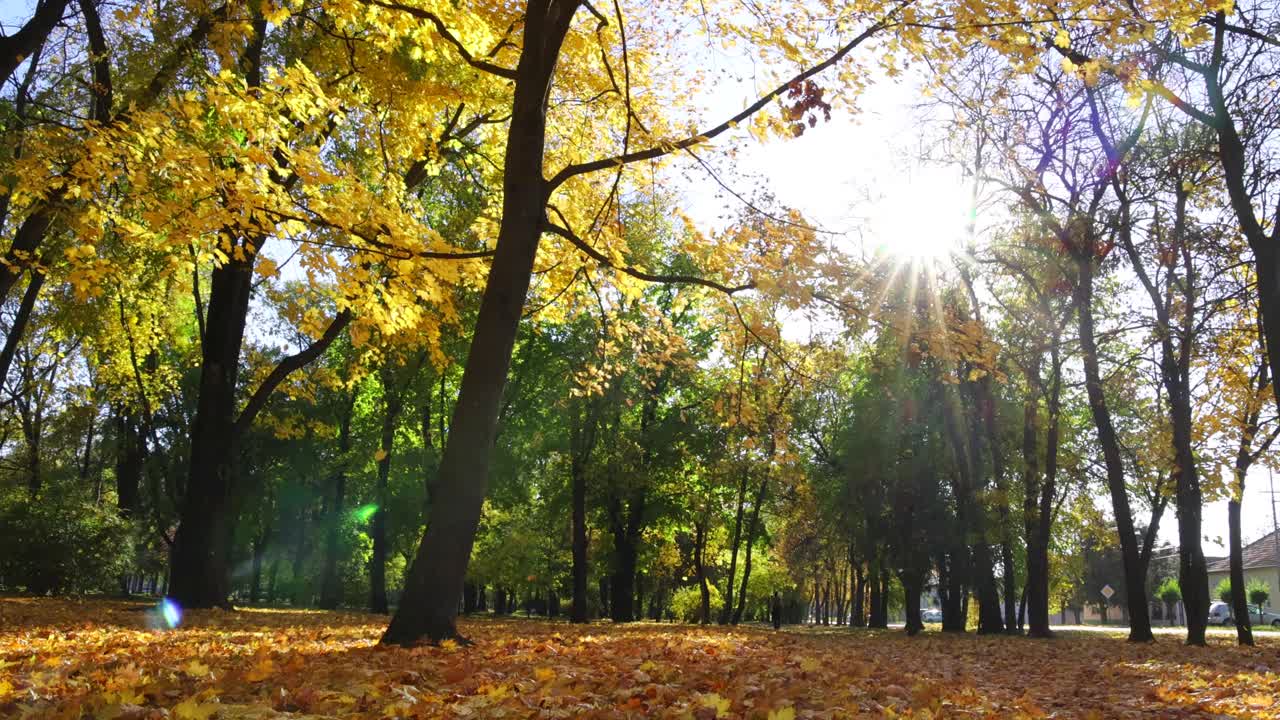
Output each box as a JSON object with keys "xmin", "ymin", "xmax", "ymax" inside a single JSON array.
[{"xmin": 2, "ymin": 599, "xmax": 1279, "ymax": 719}]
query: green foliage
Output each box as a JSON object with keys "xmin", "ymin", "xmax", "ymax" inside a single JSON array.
[
  {"xmin": 1247, "ymin": 578, "xmax": 1270, "ymax": 609},
  {"xmin": 1216, "ymin": 578, "xmax": 1233, "ymax": 604},
  {"xmin": 670, "ymin": 583, "xmax": 722, "ymax": 623},
  {"xmin": 0, "ymin": 490, "xmax": 135, "ymax": 594},
  {"xmin": 1157, "ymin": 577, "xmax": 1180, "ymax": 605}
]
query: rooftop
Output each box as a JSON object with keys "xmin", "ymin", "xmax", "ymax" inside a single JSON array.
[{"xmin": 1206, "ymin": 530, "xmax": 1280, "ymax": 573}]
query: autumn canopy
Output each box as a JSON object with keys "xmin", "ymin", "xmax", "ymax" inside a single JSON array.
[{"xmin": 2, "ymin": 0, "xmax": 1280, "ymax": 714}]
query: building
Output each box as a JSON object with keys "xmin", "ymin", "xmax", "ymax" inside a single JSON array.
[{"xmin": 1206, "ymin": 530, "xmax": 1280, "ymax": 611}]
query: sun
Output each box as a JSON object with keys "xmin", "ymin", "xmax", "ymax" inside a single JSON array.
[{"xmin": 865, "ymin": 166, "xmax": 974, "ymax": 264}]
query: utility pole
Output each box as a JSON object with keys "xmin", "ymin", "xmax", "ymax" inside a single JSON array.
[{"xmin": 1270, "ymin": 467, "xmax": 1280, "ymax": 557}]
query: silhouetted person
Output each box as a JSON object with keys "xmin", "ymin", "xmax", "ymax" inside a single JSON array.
[{"xmin": 771, "ymin": 591, "xmax": 783, "ymax": 630}]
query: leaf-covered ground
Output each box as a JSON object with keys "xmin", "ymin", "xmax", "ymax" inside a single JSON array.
[{"xmin": 2, "ymin": 598, "xmax": 1279, "ymax": 719}]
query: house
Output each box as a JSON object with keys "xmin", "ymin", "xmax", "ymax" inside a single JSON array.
[{"xmin": 1206, "ymin": 530, "xmax": 1280, "ymax": 611}]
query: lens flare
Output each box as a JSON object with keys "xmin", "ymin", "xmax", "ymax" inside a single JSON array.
[
  {"xmin": 353, "ymin": 503, "xmax": 378, "ymax": 523},
  {"xmin": 160, "ymin": 598, "xmax": 182, "ymax": 628}
]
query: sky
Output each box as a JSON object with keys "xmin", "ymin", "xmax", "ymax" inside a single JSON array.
[{"xmin": 2, "ymin": 0, "xmax": 1277, "ymax": 556}]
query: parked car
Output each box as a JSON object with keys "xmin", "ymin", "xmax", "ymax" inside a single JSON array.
[
  {"xmin": 921, "ymin": 608, "xmax": 943, "ymax": 623},
  {"xmin": 1207, "ymin": 600, "xmax": 1280, "ymax": 627},
  {"xmin": 1208, "ymin": 601, "xmax": 1232, "ymax": 625}
]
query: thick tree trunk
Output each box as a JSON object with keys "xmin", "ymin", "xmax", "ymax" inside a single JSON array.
[
  {"xmin": 1173, "ymin": 408, "xmax": 1209, "ymax": 646},
  {"xmin": 1229, "ymin": 497, "xmax": 1254, "ymax": 645},
  {"xmin": 113, "ymin": 410, "xmax": 144, "ymax": 516},
  {"xmin": 1074, "ymin": 251, "xmax": 1153, "ymax": 641},
  {"xmin": 851, "ymin": 561, "xmax": 865, "ymax": 627},
  {"xmin": 169, "ymin": 256, "xmax": 254, "ymax": 608},
  {"xmin": 611, "ymin": 497, "xmax": 645, "ymax": 620},
  {"xmin": 868, "ymin": 556, "xmax": 887, "ymax": 629},
  {"xmin": 901, "ymin": 570, "xmax": 924, "ymax": 636},
  {"xmin": 381, "ymin": 0, "xmax": 579, "ymax": 645}
]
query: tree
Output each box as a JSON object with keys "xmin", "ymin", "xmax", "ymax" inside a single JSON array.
[
  {"xmin": 383, "ymin": 0, "xmax": 890, "ymax": 644},
  {"xmin": 1157, "ymin": 577, "xmax": 1181, "ymax": 626}
]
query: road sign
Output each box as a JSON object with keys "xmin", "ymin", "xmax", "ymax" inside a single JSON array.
[{"xmin": 1101, "ymin": 584, "xmax": 1115, "ymax": 600}]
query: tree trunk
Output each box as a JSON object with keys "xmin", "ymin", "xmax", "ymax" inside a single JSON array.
[
  {"xmin": 381, "ymin": 0, "xmax": 579, "ymax": 645},
  {"xmin": 732, "ymin": 475, "xmax": 769, "ymax": 624},
  {"xmin": 851, "ymin": 561, "xmax": 865, "ymax": 627},
  {"xmin": 720, "ymin": 467, "xmax": 749, "ymax": 624},
  {"xmin": 1074, "ymin": 250, "xmax": 1153, "ymax": 641},
  {"xmin": 569, "ymin": 396, "xmax": 598, "ymax": 624},
  {"xmin": 168, "ymin": 255, "xmax": 254, "ymax": 608},
  {"xmin": 371, "ymin": 373, "xmax": 404, "ymax": 614},
  {"xmin": 868, "ymin": 556, "xmax": 887, "ymax": 629},
  {"xmin": 570, "ymin": 453, "xmax": 587, "ymax": 622},
  {"xmin": 114, "ymin": 409, "xmax": 144, "ymax": 516},
  {"xmin": 694, "ymin": 519, "xmax": 711, "ymax": 625},
  {"xmin": 941, "ymin": 550, "xmax": 965, "ymax": 632},
  {"xmin": 901, "ymin": 569, "xmax": 924, "ymax": 636},
  {"xmin": 319, "ymin": 394, "xmax": 354, "ymax": 610},
  {"xmin": 1229, "ymin": 498, "xmax": 1254, "ymax": 645}
]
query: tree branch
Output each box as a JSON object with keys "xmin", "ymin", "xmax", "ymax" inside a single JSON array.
[
  {"xmin": 233, "ymin": 309, "xmax": 353, "ymax": 435},
  {"xmin": 542, "ymin": 215, "xmax": 754, "ymax": 295},
  {"xmin": 361, "ymin": 0, "xmax": 519, "ymax": 79},
  {"xmin": 546, "ymin": 13, "xmax": 894, "ymax": 190}
]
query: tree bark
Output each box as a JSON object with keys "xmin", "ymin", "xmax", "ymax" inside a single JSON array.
[
  {"xmin": 1074, "ymin": 250, "xmax": 1154, "ymax": 641},
  {"xmin": 113, "ymin": 409, "xmax": 144, "ymax": 516},
  {"xmin": 901, "ymin": 569, "xmax": 924, "ymax": 636},
  {"xmin": 381, "ymin": 1, "xmax": 579, "ymax": 644},
  {"xmin": 0, "ymin": 0, "xmax": 67, "ymax": 87},
  {"xmin": 569, "ymin": 395, "xmax": 600, "ymax": 624},
  {"xmin": 168, "ymin": 253, "xmax": 255, "ymax": 608},
  {"xmin": 694, "ymin": 518, "xmax": 711, "ymax": 624},
  {"xmin": 732, "ymin": 474, "xmax": 769, "ymax": 624},
  {"xmin": 720, "ymin": 467, "xmax": 749, "ymax": 624}
]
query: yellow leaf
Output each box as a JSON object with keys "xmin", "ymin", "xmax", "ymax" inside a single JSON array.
[
  {"xmin": 768, "ymin": 708, "xmax": 796, "ymax": 720},
  {"xmin": 256, "ymin": 257, "xmax": 279, "ymax": 278},
  {"xmin": 374, "ymin": 448, "xmax": 388, "ymax": 462},
  {"xmin": 700, "ymin": 692, "xmax": 731, "ymax": 717},
  {"xmin": 173, "ymin": 696, "xmax": 218, "ymax": 720},
  {"xmin": 244, "ymin": 656, "xmax": 275, "ymax": 682},
  {"xmin": 533, "ymin": 667, "xmax": 555, "ymax": 682},
  {"xmin": 183, "ymin": 659, "xmax": 210, "ymax": 677}
]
